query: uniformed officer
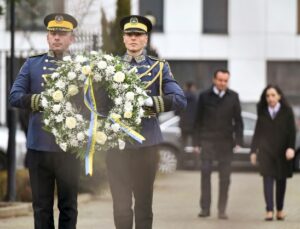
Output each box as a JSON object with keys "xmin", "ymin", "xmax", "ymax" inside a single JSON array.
[
  {"xmin": 105, "ymin": 15, "xmax": 187, "ymax": 229},
  {"xmin": 9, "ymin": 13, "xmax": 80, "ymax": 229}
]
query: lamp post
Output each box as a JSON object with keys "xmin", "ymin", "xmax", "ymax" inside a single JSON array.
[{"xmin": 7, "ymin": 0, "xmax": 17, "ymax": 201}]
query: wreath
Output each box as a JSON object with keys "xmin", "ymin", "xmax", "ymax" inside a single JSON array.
[{"xmin": 41, "ymin": 51, "xmax": 147, "ymax": 174}]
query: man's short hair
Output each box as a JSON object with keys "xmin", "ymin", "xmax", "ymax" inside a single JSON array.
[{"xmin": 213, "ymin": 69, "xmax": 230, "ymax": 78}]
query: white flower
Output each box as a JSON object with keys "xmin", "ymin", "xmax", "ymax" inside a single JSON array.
[
  {"xmin": 52, "ymin": 104, "xmax": 61, "ymax": 113},
  {"xmin": 75, "ymin": 55, "xmax": 87, "ymax": 63},
  {"xmin": 41, "ymin": 97, "xmax": 49, "ymax": 108},
  {"xmin": 82, "ymin": 65, "xmax": 92, "ymax": 75},
  {"xmin": 70, "ymin": 139, "xmax": 79, "ymax": 147},
  {"xmin": 67, "ymin": 72, "xmax": 76, "ymax": 80},
  {"xmin": 139, "ymin": 109, "xmax": 145, "ymax": 117},
  {"xmin": 65, "ymin": 117, "xmax": 77, "ymax": 129},
  {"xmin": 124, "ymin": 111, "xmax": 132, "ymax": 119},
  {"xmin": 90, "ymin": 50, "xmax": 98, "ymax": 55},
  {"xmin": 129, "ymin": 66, "xmax": 137, "ymax": 73},
  {"xmin": 60, "ymin": 143, "xmax": 67, "ymax": 151},
  {"xmin": 118, "ymin": 139, "xmax": 126, "ymax": 150},
  {"xmin": 112, "ymin": 83, "xmax": 119, "ymax": 89},
  {"xmin": 76, "ymin": 114, "xmax": 83, "ymax": 122},
  {"xmin": 51, "ymin": 72, "xmax": 60, "ymax": 80},
  {"xmin": 94, "ymin": 74, "xmax": 102, "ymax": 82},
  {"xmin": 123, "ymin": 84, "xmax": 129, "ymax": 89},
  {"xmin": 55, "ymin": 80, "xmax": 66, "ymax": 89},
  {"xmin": 124, "ymin": 102, "xmax": 133, "ymax": 111},
  {"xmin": 138, "ymin": 97, "xmax": 144, "ymax": 106},
  {"xmin": 135, "ymin": 87, "xmax": 143, "ymax": 94},
  {"xmin": 75, "ymin": 64, "xmax": 82, "ymax": 72},
  {"xmin": 125, "ymin": 92, "xmax": 135, "ymax": 101},
  {"xmin": 97, "ymin": 61, "xmax": 107, "ymax": 70},
  {"xmin": 96, "ymin": 131, "xmax": 107, "ymax": 145},
  {"xmin": 52, "ymin": 128, "xmax": 58, "ymax": 136},
  {"xmin": 113, "ymin": 71, "xmax": 125, "ymax": 83},
  {"xmin": 78, "ymin": 74, "xmax": 86, "ymax": 81},
  {"xmin": 136, "ymin": 118, "xmax": 142, "ymax": 124},
  {"xmin": 63, "ymin": 55, "xmax": 72, "ymax": 61},
  {"xmin": 77, "ymin": 132, "xmax": 85, "ymax": 141},
  {"xmin": 44, "ymin": 119, "xmax": 50, "ymax": 125},
  {"xmin": 67, "ymin": 85, "xmax": 79, "ymax": 96},
  {"xmin": 106, "ymin": 66, "xmax": 115, "ymax": 75},
  {"xmin": 111, "ymin": 123, "xmax": 120, "ymax": 132},
  {"xmin": 52, "ymin": 90, "xmax": 64, "ymax": 102},
  {"xmin": 104, "ymin": 54, "xmax": 114, "ymax": 61},
  {"xmin": 114, "ymin": 97, "xmax": 122, "ymax": 105},
  {"xmin": 65, "ymin": 102, "xmax": 72, "ymax": 111},
  {"xmin": 55, "ymin": 114, "xmax": 64, "ymax": 122}
]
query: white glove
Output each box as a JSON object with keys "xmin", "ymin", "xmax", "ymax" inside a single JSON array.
[{"xmin": 144, "ymin": 97, "xmax": 154, "ymax": 107}]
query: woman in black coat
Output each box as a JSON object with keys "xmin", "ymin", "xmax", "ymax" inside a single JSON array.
[{"xmin": 250, "ymin": 85, "xmax": 296, "ymax": 221}]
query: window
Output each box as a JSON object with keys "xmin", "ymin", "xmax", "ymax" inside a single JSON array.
[
  {"xmin": 203, "ymin": 0, "xmax": 228, "ymax": 34},
  {"xmin": 267, "ymin": 61, "xmax": 300, "ymax": 105},
  {"xmin": 6, "ymin": 0, "xmax": 64, "ymax": 31},
  {"xmin": 168, "ymin": 60, "xmax": 228, "ymax": 90},
  {"xmin": 139, "ymin": 0, "xmax": 163, "ymax": 32}
]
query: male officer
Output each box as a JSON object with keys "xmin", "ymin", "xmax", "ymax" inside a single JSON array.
[
  {"xmin": 9, "ymin": 13, "xmax": 80, "ymax": 229},
  {"xmin": 106, "ymin": 15, "xmax": 186, "ymax": 229},
  {"xmin": 194, "ymin": 70, "xmax": 243, "ymax": 220}
]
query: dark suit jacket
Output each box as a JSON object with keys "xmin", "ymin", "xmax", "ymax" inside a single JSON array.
[
  {"xmin": 250, "ymin": 104, "xmax": 295, "ymax": 179},
  {"xmin": 194, "ymin": 87, "xmax": 244, "ymax": 148}
]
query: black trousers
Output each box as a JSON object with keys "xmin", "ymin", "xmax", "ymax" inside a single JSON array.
[
  {"xmin": 106, "ymin": 146, "xmax": 159, "ymax": 229},
  {"xmin": 200, "ymin": 141, "xmax": 232, "ymax": 213},
  {"xmin": 27, "ymin": 149, "xmax": 80, "ymax": 229},
  {"xmin": 263, "ymin": 176, "xmax": 287, "ymax": 212}
]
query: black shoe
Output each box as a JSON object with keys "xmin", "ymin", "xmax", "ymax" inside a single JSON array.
[
  {"xmin": 218, "ymin": 212, "xmax": 228, "ymax": 220},
  {"xmin": 198, "ymin": 210, "xmax": 210, "ymax": 217}
]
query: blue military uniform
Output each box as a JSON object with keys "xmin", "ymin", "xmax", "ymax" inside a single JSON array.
[
  {"xmin": 123, "ymin": 52, "xmax": 186, "ymax": 148},
  {"xmin": 10, "ymin": 52, "xmax": 62, "ymax": 152},
  {"xmin": 9, "ymin": 13, "xmax": 80, "ymax": 229},
  {"xmin": 106, "ymin": 15, "xmax": 186, "ymax": 229}
]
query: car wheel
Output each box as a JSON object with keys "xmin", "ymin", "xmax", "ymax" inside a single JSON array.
[{"xmin": 158, "ymin": 145, "xmax": 178, "ymax": 173}]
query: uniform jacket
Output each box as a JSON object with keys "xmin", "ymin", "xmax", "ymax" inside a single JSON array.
[
  {"xmin": 194, "ymin": 87, "xmax": 243, "ymax": 147},
  {"xmin": 250, "ymin": 104, "xmax": 296, "ymax": 178},
  {"xmin": 123, "ymin": 53, "xmax": 186, "ymax": 148},
  {"xmin": 9, "ymin": 53, "xmax": 63, "ymax": 152}
]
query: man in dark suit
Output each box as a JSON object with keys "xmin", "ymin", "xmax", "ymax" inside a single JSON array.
[
  {"xmin": 194, "ymin": 69, "xmax": 243, "ymax": 219},
  {"xmin": 9, "ymin": 13, "xmax": 80, "ymax": 229},
  {"xmin": 106, "ymin": 15, "xmax": 186, "ymax": 229}
]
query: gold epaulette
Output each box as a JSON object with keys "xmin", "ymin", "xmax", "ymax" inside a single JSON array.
[
  {"xmin": 148, "ymin": 55, "xmax": 166, "ymax": 63},
  {"xmin": 29, "ymin": 52, "xmax": 47, "ymax": 58}
]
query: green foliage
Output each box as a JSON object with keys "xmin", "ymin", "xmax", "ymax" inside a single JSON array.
[{"xmin": 101, "ymin": 0, "xmax": 131, "ymax": 55}]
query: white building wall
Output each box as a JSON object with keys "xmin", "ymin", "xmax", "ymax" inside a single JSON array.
[{"xmin": 151, "ymin": 0, "xmax": 299, "ymax": 102}]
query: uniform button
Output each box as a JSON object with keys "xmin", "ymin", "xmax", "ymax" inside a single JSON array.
[
  {"xmin": 43, "ymin": 66, "xmax": 47, "ymax": 70},
  {"xmin": 148, "ymin": 73, "xmax": 151, "ymax": 76},
  {"xmin": 45, "ymin": 59, "xmax": 49, "ymax": 62}
]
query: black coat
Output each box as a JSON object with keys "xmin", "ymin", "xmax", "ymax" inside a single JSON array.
[
  {"xmin": 194, "ymin": 87, "xmax": 244, "ymax": 147},
  {"xmin": 250, "ymin": 104, "xmax": 296, "ymax": 179}
]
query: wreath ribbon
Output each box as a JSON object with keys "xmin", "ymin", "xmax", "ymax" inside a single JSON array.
[{"xmin": 83, "ymin": 76, "xmax": 145, "ymax": 175}]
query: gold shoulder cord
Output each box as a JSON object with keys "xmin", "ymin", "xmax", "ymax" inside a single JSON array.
[
  {"xmin": 144, "ymin": 61, "xmax": 164, "ymax": 95},
  {"xmin": 139, "ymin": 61, "xmax": 160, "ymax": 79}
]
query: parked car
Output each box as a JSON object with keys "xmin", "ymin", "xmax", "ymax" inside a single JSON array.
[
  {"xmin": 0, "ymin": 126, "xmax": 27, "ymax": 170},
  {"xmin": 158, "ymin": 111, "xmax": 300, "ymax": 173}
]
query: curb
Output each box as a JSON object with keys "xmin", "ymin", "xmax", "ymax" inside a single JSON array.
[
  {"xmin": 0, "ymin": 202, "xmax": 32, "ymax": 218},
  {"xmin": 0, "ymin": 193, "xmax": 93, "ymax": 218}
]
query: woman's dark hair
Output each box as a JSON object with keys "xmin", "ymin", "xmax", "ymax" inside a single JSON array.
[{"xmin": 257, "ymin": 84, "xmax": 290, "ymax": 115}]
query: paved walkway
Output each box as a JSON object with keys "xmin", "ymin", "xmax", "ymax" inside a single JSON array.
[{"xmin": 0, "ymin": 171, "xmax": 300, "ymax": 229}]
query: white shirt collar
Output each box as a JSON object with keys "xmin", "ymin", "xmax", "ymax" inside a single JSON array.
[
  {"xmin": 213, "ymin": 86, "xmax": 225, "ymax": 98},
  {"xmin": 268, "ymin": 102, "xmax": 281, "ymax": 116}
]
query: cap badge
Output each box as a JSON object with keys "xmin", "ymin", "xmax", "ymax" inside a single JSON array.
[
  {"xmin": 130, "ymin": 17, "xmax": 138, "ymax": 24},
  {"xmin": 55, "ymin": 15, "xmax": 64, "ymax": 23}
]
